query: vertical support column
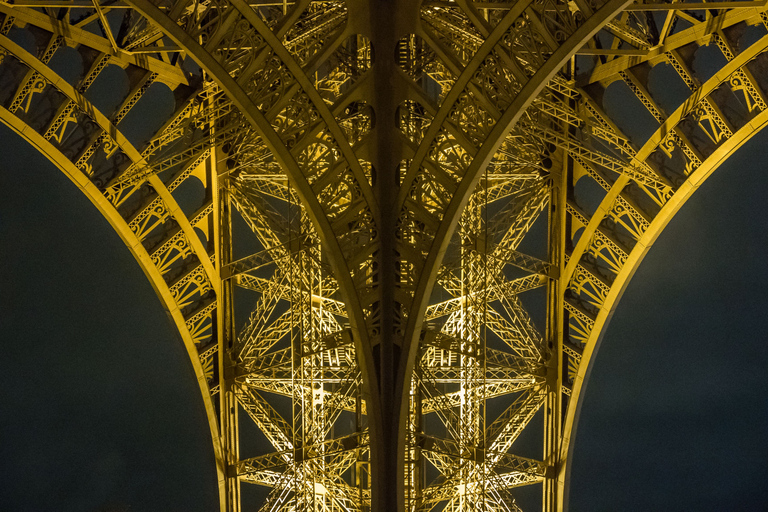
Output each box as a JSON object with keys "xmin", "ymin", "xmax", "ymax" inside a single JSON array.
[
  {"xmin": 543, "ymin": 142, "xmax": 568, "ymax": 512},
  {"xmin": 214, "ymin": 142, "xmax": 240, "ymax": 512},
  {"xmin": 291, "ymin": 211, "xmax": 326, "ymax": 511},
  {"xmin": 367, "ymin": 1, "xmax": 401, "ymax": 510},
  {"xmin": 404, "ymin": 367, "xmax": 421, "ymax": 510},
  {"xmin": 457, "ymin": 192, "xmax": 486, "ymax": 511},
  {"xmin": 291, "ymin": 211, "xmax": 308, "ymax": 510},
  {"xmin": 356, "ymin": 375, "xmax": 368, "ymax": 508}
]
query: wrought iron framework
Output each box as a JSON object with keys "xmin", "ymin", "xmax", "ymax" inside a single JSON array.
[{"xmin": 2, "ymin": 0, "xmax": 768, "ymax": 510}]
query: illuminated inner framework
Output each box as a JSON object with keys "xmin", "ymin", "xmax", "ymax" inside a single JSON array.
[{"xmin": 2, "ymin": 0, "xmax": 768, "ymax": 510}]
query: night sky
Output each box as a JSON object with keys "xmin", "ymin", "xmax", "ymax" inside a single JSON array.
[
  {"xmin": 2, "ymin": 111, "xmax": 768, "ymax": 510},
  {"xmin": 0, "ymin": 124, "xmax": 218, "ymax": 511},
  {"xmin": 569, "ymin": 130, "xmax": 768, "ymax": 510}
]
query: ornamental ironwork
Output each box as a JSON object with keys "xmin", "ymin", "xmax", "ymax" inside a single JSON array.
[{"xmin": 2, "ymin": 0, "xmax": 768, "ymax": 510}]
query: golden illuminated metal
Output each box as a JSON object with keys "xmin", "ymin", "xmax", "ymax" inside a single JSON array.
[{"xmin": 1, "ymin": 0, "xmax": 767, "ymax": 510}]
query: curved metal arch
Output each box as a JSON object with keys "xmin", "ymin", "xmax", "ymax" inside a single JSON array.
[
  {"xmin": 0, "ymin": 99, "xmax": 228, "ymax": 490},
  {"xmin": 0, "ymin": 33, "xmax": 215, "ymax": 316},
  {"xmin": 395, "ymin": 0, "xmax": 633, "ymax": 490},
  {"xmin": 559, "ymin": 31, "xmax": 768, "ymax": 505},
  {"xmin": 390, "ymin": 3, "xmax": 768, "ymax": 511},
  {"xmin": 396, "ymin": 0, "xmax": 531, "ymax": 204},
  {"xmin": 0, "ymin": 3, "xmax": 189, "ymax": 88},
  {"xmin": 0, "ymin": 27, "xmax": 228, "ymax": 497},
  {"xmin": 0, "ymin": 37, "xmax": 214, "ymax": 277},
  {"xmin": 105, "ymin": 3, "xmax": 383, "ymax": 509},
  {"xmin": 125, "ymin": 0, "xmax": 376, "ymax": 391},
  {"xmin": 6, "ymin": 1, "xmax": 768, "ymax": 510},
  {"xmin": 227, "ymin": 0, "xmax": 377, "ymax": 216}
]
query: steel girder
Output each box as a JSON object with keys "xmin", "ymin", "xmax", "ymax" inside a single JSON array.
[{"xmin": 2, "ymin": 0, "xmax": 768, "ymax": 511}]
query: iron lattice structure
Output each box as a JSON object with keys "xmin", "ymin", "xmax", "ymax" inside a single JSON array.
[{"xmin": 2, "ymin": 0, "xmax": 767, "ymax": 509}]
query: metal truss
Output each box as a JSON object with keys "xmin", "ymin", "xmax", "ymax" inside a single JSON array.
[{"xmin": 2, "ymin": 0, "xmax": 768, "ymax": 510}]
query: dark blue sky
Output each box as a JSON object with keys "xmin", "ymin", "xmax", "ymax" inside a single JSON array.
[
  {"xmin": 0, "ymin": 124, "xmax": 218, "ymax": 511},
  {"xmin": 569, "ymin": 130, "xmax": 768, "ymax": 510},
  {"xmin": 2, "ymin": 124, "xmax": 768, "ymax": 510}
]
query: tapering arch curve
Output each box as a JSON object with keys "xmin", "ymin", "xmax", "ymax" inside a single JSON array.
[
  {"xmin": 559, "ymin": 31, "xmax": 768, "ymax": 505},
  {"xmin": 396, "ymin": 0, "xmax": 634, "ymax": 476},
  {"xmin": 0, "ymin": 106, "xmax": 222, "ymax": 418},
  {"xmin": 120, "ymin": 3, "xmax": 388, "ymax": 435},
  {"xmin": 0, "ymin": 38, "xmax": 227, "ymax": 493},
  {"xmin": 0, "ymin": 1, "xmax": 383, "ymax": 505},
  {"xmin": 390, "ymin": 3, "xmax": 768, "ymax": 510},
  {"xmin": 7, "ymin": 0, "xmax": 768, "ymax": 509},
  {"xmin": 397, "ymin": 0, "xmax": 635, "ymax": 371}
]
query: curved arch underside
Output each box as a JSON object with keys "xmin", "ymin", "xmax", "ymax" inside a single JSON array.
[{"xmin": 1, "ymin": 1, "xmax": 767, "ymax": 510}]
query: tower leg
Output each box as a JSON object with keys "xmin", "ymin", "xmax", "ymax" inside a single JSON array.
[
  {"xmin": 213, "ymin": 146, "xmax": 240, "ymax": 512},
  {"xmin": 544, "ymin": 147, "xmax": 568, "ymax": 512}
]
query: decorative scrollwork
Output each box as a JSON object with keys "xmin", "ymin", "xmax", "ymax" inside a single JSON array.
[
  {"xmin": 729, "ymin": 69, "xmax": 767, "ymax": 113},
  {"xmin": 586, "ymin": 229, "xmax": 627, "ymax": 274},
  {"xmin": 10, "ymin": 73, "xmax": 46, "ymax": 114},
  {"xmin": 129, "ymin": 197, "xmax": 170, "ymax": 241},
  {"xmin": 170, "ymin": 265, "xmax": 214, "ymax": 309},
  {"xmin": 691, "ymin": 100, "xmax": 732, "ymax": 145},
  {"xmin": 150, "ymin": 230, "xmax": 194, "ymax": 275},
  {"xmin": 187, "ymin": 301, "xmax": 217, "ymax": 347},
  {"xmin": 183, "ymin": 0, "xmax": 228, "ymax": 46},
  {"xmin": 502, "ymin": 12, "xmax": 552, "ymax": 76}
]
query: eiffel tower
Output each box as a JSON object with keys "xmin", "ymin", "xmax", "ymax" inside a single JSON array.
[{"xmin": 1, "ymin": 0, "xmax": 766, "ymax": 510}]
